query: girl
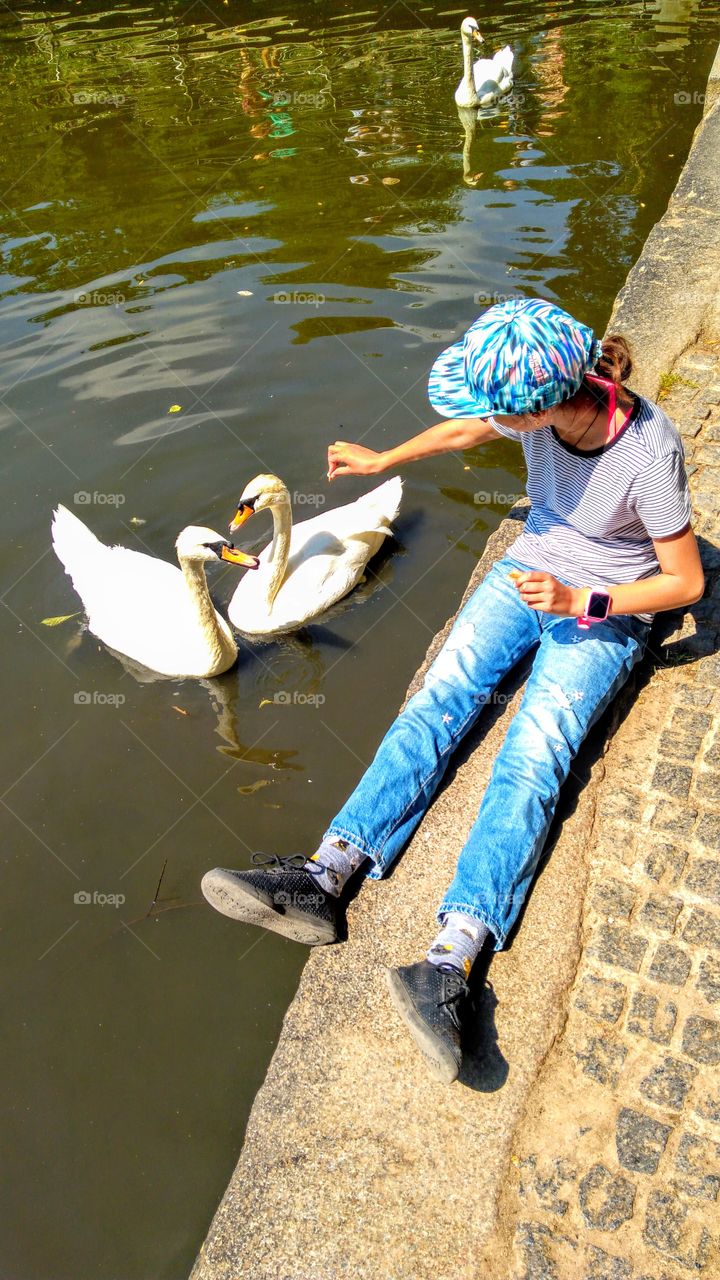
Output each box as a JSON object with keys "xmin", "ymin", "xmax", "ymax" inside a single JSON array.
[{"xmin": 202, "ymin": 298, "xmax": 703, "ymax": 1085}]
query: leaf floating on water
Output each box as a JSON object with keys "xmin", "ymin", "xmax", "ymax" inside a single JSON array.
[
  {"xmin": 129, "ymin": 516, "xmax": 146, "ymax": 526},
  {"xmin": 41, "ymin": 612, "xmax": 80, "ymax": 627},
  {"xmin": 349, "ymin": 174, "xmax": 369, "ymax": 185},
  {"xmin": 236, "ymin": 289, "xmax": 253, "ymax": 296},
  {"xmin": 168, "ymin": 404, "xmax": 182, "ymax": 414},
  {"xmin": 259, "ymin": 698, "xmax": 273, "ymax": 708},
  {"xmin": 237, "ymin": 779, "xmax": 273, "ymax": 796},
  {"xmin": 171, "ymin": 705, "xmax": 189, "ymax": 716},
  {"xmin": 381, "ymin": 177, "xmax": 400, "ymax": 186}
]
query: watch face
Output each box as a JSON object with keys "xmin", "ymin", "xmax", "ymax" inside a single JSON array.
[{"xmin": 587, "ymin": 591, "xmax": 610, "ymax": 619}]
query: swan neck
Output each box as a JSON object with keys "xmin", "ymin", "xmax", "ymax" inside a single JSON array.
[
  {"xmin": 178, "ymin": 556, "xmax": 234, "ymax": 665},
  {"xmin": 461, "ymin": 31, "xmax": 474, "ymax": 87},
  {"xmin": 266, "ymin": 500, "xmax": 292, "ymax": 608}
]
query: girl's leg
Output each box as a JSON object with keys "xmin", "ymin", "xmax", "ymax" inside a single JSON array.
[
  {"xmin": 324, "ymin": 558, "xmax": 541, "ymax": 878},
  {"xmin": 201, "ymin": 558, "xmax": 540, "ymax": 942},
  {"xmin": 438, "ymin": 612, "xmax": 649, "ymax": 944}
]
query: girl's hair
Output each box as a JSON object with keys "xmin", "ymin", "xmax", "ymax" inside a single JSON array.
[{"xmin": 594, "ymin": 334, "xmax": 632, "ymax": 385}]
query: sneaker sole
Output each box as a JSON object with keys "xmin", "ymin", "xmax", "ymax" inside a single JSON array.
[
  {"xmin": 201, "ymin": 869, "xmax": 337, "ymax": 946},
  {"xmin": 385, "ymin": 968, "xmax": 460, "ymax": 1085}
]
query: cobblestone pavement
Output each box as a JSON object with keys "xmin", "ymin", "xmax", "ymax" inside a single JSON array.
[{"xmin": 484, "ymin": 340, "xmax": 720, "ymax": 1279}]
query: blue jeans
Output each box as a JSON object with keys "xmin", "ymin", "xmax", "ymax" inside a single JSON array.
[{"xmin": 325, "ymin": 556, "xmax": 649, "ymax": 950}]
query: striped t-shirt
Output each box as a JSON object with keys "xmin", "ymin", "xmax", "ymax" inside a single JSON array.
[{"xmin": 489, "ymin": 394, "xmax": 692, "ymax": 620}]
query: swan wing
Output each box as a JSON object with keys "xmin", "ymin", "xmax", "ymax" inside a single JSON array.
[
  {"xmin": 319, "ymin": 476, "xmax": 403, "ymax": 539},
  {"xmin": 493, "ymin": 46, "xmax": 514, "ymax": 78},
  {"xmin": 471, "ymin": 56, "xmax": 496, "ymax": 88},
  {"xmin": 472, "ymin": 46, "xmax": 514, "ymax": 97},
  {"xmin": 51, "ymin": 505, "xmax": 233, "ymax": 676},
  {"xmin": 228, "ymin": 477, "xmax": 403, "ymax": 635},
  {"xmin": 229, "ymin": 528, "xmax": 379, "ymax": 635}
]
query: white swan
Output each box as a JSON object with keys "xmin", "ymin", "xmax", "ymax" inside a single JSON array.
[
  {"xmin": 51, "ymin": 504, "xmax": 259, "ymax": 678},
  {"xmin": 455, "ymin": 16, "xmax": 514, "ymax": 108},
  {"xmin": 226, "ymin": 475, "xmax": 403, "ymax": 637}
]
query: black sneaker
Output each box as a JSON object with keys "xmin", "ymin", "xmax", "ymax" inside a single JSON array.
[
  {"xmin": 386, "ymin": 959, "xmax": 470, "ymax": 1084},
  {"xmin": 201, "ymin": 859, "xmax": 338, "ymax": 946}
]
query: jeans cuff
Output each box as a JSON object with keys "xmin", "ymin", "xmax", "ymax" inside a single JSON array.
[
  {"xmin": 437, "ymin": 900, "xmax": 504, "ymax": 951},
  {"xmin": 323, "ymin": 826, "xmax": 383, "ymax": 875}
]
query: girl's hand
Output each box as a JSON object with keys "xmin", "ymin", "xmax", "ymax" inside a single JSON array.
[
  {"xmin": 327, "ymin": 441, "xmax": 384, "ymax": 480},
  {"xmin": 510, "ymin": 570, "xmax": 582, "ymax": 617}
]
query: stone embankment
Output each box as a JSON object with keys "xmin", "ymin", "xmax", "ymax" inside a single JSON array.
[{"xmin": 191, "ymin": 44, "xmax": 720, "ymax": 1280}]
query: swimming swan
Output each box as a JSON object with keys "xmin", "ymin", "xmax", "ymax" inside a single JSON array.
[
  {"xmin": 455, "ymin": 16, "xmax": 514, "ymax": 108},
  {"xmin": 51, "ymin": 504, "xmax": 259, "ymax": 678},
  {"xmin": 226, "ymin": 474, "xmax": 403, "ymax": 637}
]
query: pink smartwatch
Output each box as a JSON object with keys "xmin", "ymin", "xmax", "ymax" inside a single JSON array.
[{"xmin": 577, "ymin": 589, "xmax": 612, "ymax": 630}]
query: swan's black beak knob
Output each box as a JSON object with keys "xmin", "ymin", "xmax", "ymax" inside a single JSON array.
[{"xmin": 230, "ymin": 502, "xmax": 256, "ymax": 532}]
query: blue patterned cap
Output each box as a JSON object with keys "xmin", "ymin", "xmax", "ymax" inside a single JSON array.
[{"xmin": 428, "ymin": 298, "xmax": 603, "ymax": 418}]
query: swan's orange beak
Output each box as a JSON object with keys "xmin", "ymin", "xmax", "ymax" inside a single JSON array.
[
  {"xmin": 229, "ymin": 504, "xmax": 255, "ymax": 532},
  {"xmin": 220, "ymin": 543, "xmax": 259, "ymax": 569},
  {"xmin": 473, "ymin": 29, "xmax": 484, "ymax": 44}
]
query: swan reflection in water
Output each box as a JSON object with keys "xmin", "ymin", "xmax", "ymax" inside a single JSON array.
[{"xmin": 457, "ymin": 102, "xmax": 524, "ymax": 189}]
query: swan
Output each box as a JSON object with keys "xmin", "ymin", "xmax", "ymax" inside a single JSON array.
[
  {"xmin": 455, "ymin": 16, "xmax": 514, "ymax": 108},
  {"xmin": 51, "ymin": 504, "xmax": 259, "ymax": 678},
  {"xmin": 226, "ymin": 474, "xmax": 403, "ymax": 637}
]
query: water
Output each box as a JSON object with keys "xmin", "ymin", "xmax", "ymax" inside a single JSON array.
[{"xmin": 1, "ymin": 1, "xmax": 718, "ymax": 1275}]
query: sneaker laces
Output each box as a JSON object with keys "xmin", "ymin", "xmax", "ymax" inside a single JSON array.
[
  {"xmin": 251, "ymin": 852, "xmax": 325, "ymax": 878},
  {"xmin": 436, "ymin": 964, "xmax": 471, "ymax": 1013}
]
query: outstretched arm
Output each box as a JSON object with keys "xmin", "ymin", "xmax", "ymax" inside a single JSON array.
[{"xmin": 327, "ymin": 417, "xmax": 502, "ymax": 479}]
